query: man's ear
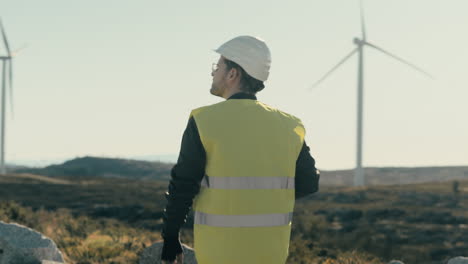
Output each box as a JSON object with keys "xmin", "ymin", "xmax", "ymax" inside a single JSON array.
[{"xmin": 228, "ymin": 68, "xmax": 238, "ymax": 80}]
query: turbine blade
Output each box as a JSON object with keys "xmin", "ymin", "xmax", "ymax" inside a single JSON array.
[
  {"xmin": 309, "ymin": 48, "xmax": 358, "ymax": 90},
  {"xmin": 360, "ymin": 0, "xmax": 367, "ymax": 40},
  {"xmin": 365, "ymin": 41, "xmax": 434, "ymax": 79},
  {"xmin": 0, "ymin": 19, "xmax": 11, "ymax": 56}
]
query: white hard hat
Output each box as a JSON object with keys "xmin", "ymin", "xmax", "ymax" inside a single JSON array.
[{"xmin": 214, "ymin": 35, "xmax": 271, "ymax": 82}]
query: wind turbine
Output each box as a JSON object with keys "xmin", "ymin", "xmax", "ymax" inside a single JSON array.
[
  {"xmin": 0, "ymin": 19, "xmax": 18, "ymax": 174},
  {"xmin": 311, "ymin": 1, "xmax": 433, "ymax": 186}
]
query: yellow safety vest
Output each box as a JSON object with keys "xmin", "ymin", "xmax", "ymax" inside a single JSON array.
[{"xmin": 191, "ymin": 99, "xmax": 305, "ymax": 264}]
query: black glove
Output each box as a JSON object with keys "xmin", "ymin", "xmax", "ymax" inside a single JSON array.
[{"xmin": 161, "ymin": 236, "xmax": 183, "ymax": 262}]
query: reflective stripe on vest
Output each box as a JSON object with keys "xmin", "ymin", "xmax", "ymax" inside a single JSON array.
[
  {"xmin": 195, "ymin": 211, "xmax": 293, "ymax": 227},
  {"xmin": 201, "ymin": 175, "xmax": 295, "ymax": 189},
  {"xmin": 197, "ymin": 175, "xmax": 294, "ymax": 227}
]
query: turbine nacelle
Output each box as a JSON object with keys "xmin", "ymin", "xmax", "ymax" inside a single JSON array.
[{"xmin": 353, "ymin": 37, "xmax": 365, "ymax": 46}]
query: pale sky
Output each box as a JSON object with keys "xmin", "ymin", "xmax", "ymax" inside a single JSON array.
[{"xmin": 2, "ymin": 0, "xmax": 467, "ymax": 170}]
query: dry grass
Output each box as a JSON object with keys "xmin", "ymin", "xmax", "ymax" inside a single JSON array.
[{"xmin": 1, "ymin": 177, "xmax": 467, "ymax": 263}]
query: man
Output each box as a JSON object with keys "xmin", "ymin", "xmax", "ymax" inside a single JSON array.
[{"xmin": 161, "ymin": 35, "xmax": 320, "ymax": 264}]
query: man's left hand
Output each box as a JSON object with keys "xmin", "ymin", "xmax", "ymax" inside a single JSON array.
[
  {"xmin": 161, "ymin": 237, "xmax": 184, "ymax": 263},
  {"xmin": 162, "ymin": 252, "xmax": 184, "ymax": 264}
]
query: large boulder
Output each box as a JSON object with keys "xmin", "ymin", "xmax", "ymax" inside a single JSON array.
[
  {"xmin": 0, "ymin": 221, "xmax": 64, "ymax": 264},
  {"xmin": 448, "ymin": 257, "xmax": 468, "ymax": 264},
  {"xmin": 139, "ymin": 242, "xmax": 197, "ymax": 264}
]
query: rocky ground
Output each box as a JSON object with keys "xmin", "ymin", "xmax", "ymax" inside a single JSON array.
[
  {"xmin": 290, "ymin": 181, "xmax": 468, "ymax": 264},
  {"xmin": 0, "ymin": 173, "xmax": 467, "ymax": 263}
]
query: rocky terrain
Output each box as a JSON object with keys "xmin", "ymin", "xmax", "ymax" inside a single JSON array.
[
  {"xmin": 290, "ymin": 181, "xmax": 468, "ymax": 264},
  {"xmin": 1, "ymin": 160, "xmax": 468, "ymax": 263}
]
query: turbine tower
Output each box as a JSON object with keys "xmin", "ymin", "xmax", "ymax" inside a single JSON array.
[
  {"xmin": 311, "ymin": 1, "xmax": 432, "ymax": 186},
  {"xmin": 0, "ymin": 19, "xmax": 16, "ymax": 174}
]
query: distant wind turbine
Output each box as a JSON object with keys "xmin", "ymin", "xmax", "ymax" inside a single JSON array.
[
  {"xmin": 310, "ymin": 1, "xmax": 433, "ymax": 186},
  {"xmin": 0, "ymin": 19, "xmax": 22, "ymax": 174}
]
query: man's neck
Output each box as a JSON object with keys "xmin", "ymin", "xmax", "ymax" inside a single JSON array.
[
  {"xmin": 222, "ymin": 86, "xmax": 243, "ymax": 100},
  {"xmin": 227, "ymin": 92, "xmax": 257, "ymax": 100}
]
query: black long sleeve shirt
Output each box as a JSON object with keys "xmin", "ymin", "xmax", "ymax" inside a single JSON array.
[{"xmin": 162, "ymin": 93, "xmax": 320, "ymax": 239}]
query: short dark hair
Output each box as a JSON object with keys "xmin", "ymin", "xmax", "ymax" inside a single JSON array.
[{"xmin": 224, "ymin": 59, "xmax": 265, "ymax": 94}]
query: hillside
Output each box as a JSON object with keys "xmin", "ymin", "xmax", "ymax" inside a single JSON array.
[
  {"xmin": 0, "ymin": 174, "xmax": 467, "ymax": 263},
  {"xmin": 13, "ymin": 156, "xmax": 468, "ymax": 186},
  {"xmin": 14, "ymin": 156, "xmax": 173, "ymax": 180},
  {"xmin": 320, "ymin": 166, "xmax": 468, "ymax": 185}
]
